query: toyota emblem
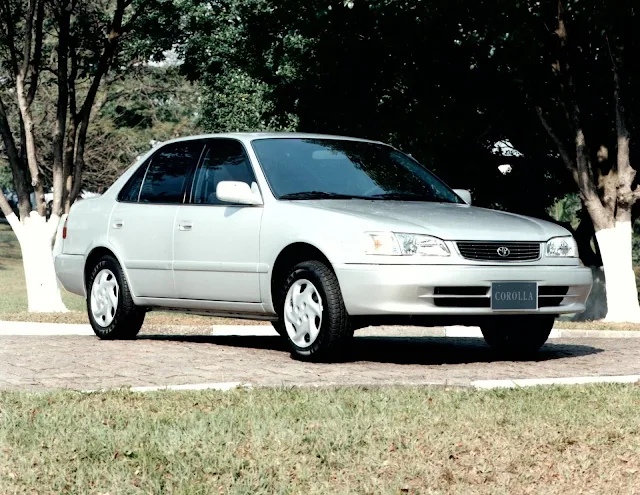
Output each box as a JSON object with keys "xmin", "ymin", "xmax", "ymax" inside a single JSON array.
[{"xmin": 497, "ymin": 246, "xmax": 510, "ymax": 257}]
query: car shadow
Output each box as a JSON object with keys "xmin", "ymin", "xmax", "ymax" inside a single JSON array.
[{"xmin": 137, "ymin": 334, "xmax": 604, "ymax": 365}]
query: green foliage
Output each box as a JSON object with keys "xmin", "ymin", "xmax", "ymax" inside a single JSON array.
[
  {"xmin": 1, "ymin": 62, "xmax": 201, "ymax": 194},
  {"xmin": 457, "ymin": 0, "xmax": 637, "ymax": 170},
  {"xmin": 0, "ymin": 0, "xmax": 185, "ymax": 214},
  {"xmin": 176, "ymin": 0, "xmax": 300, "ymax": 132},
  {"xmin": 548, "ymin": 194, "xmax": 582, "ymax": 229},
  {"xmin": 200, "ymin": 69, "xmax": 298, "ymax": 132},
  {"xmin": 178, "ymin": 0, "xmax": 572, "ymax": 220},
  {"xmin": 0, "ymin": 165, "xmax": 12, "ymax": 191},
  {"xmin": 81, "ymin": 66, "xmax": 203, "ymax": 191}
]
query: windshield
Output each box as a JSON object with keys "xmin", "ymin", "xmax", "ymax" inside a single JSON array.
[{"xmin": 251, "ymin": 138, "xmax": 463, "ymax": 203}]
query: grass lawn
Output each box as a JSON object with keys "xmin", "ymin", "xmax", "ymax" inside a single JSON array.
[{"xmin": 1, "ymin": 385, "xmax": 640, "ymax": 493}]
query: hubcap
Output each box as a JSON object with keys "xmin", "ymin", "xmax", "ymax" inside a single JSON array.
[
  {"xmin": 90, "ymin": 269, "xmax": 119, "ymax": 327},
  {"xmin": 284, "ymin": 279, "xmax": 323, "ymax": 348}
]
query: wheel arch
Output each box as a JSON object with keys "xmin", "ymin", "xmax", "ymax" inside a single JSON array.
[
  {"xmin": 270, "ymin": 242, "xmax": 334, "ymax": 312},
  {"xmin": 84, "ymin": 246, "xmax": 130, "ymax": 294}
]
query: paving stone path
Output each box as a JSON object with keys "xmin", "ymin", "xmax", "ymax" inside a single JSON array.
[{"xmin": 2, "ymin": 328, "xmax": 640, "ymax": 391}]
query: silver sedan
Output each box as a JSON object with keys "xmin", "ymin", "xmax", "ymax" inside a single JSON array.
[{"xmin": 55, "ymin": 133, "xmax": 593, "ymax": 360}]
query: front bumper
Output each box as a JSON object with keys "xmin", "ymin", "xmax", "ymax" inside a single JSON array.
[{"xmin": 334, "ymin": 263, "xmax": 593, "ymax": 316}]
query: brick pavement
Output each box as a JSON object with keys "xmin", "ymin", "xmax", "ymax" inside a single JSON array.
[{"xmin": 2, "ymin": 330, "xmax": 640, "ymax": 391}]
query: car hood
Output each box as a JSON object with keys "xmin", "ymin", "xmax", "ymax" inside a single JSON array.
[{"xmin": 296, "ymin": 200, "xmax": 569, "ymax": 241}]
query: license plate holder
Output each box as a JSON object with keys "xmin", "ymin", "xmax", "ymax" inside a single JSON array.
[{"xmin": 491, "ymin": 282, "xmax": 538, "ymax": 311}]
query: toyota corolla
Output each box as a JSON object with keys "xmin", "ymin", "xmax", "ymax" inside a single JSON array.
[{"xmin": 54, "ymin": 133, "xmax": 593, "ymax": 360}]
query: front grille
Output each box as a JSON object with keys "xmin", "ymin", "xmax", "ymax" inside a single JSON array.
[{"xmin": 456, "ymin": 241, "xmax": 541, "ymax": 262}]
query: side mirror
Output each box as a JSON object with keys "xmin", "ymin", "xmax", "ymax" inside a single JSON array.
[
  {"xmin": 216, "ymin": 181, "xmax": 263, "ymax": 206},
  {"xmin": 453, "ymin": 189, "xmax": 472, "ymax": 205}
]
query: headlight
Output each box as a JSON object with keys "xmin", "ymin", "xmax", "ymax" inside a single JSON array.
[
  {"xmin": 365, "ymin": 232, "xmax": 450, "ymax": 257},
  {"xmin": 545, "ymin": 236, "xmax": 578, "ymax": 257}
]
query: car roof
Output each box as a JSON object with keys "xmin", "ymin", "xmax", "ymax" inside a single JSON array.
[{"xmin": 154, "ymin": 132, "xmax": 384, "ymax": 147}]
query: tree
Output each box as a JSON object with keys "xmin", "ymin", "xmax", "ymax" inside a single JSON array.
[
  {"xmin": 0, "ymin": 0, "xmax": 178, "ymax": 312},
  {"xmin": 177, "ymin": 0, "xmax": 300, "ymax": 133},
  {"xmin": 180, "ymin": 0, "xmax": 572, "ymax": 217},
  {"xmin": 457, "ymin": 0, "xmax": 639, "ymax": 321},
  {"xmin": 2, "ymin": 64, "xmax": 202, "ymax": 200},
  {"xmin": 45, "ymin": 65, "xmax": 202, "ymax": 194},
  {"xmin": 84, "ymin": 65, "xmax": 202, "ymax": 190}
]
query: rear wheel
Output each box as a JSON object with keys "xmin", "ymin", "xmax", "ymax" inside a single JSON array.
[
  {"xmin": 275, "ymin": 260, "xmax": 351, "ymax": 361},
  {"xmin": 480, "ymin": 315, "xmax": 555, "ymax": 356},
  {"xmin": 87, "ymin": 255, "xmax": 145, "ymax": 339}
]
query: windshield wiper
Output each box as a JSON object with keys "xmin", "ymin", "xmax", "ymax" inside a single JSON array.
[{"xmin": 279, "ymin": 191, "xmax": 369, "ymax": 200}]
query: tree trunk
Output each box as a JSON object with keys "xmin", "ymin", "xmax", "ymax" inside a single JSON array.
[
  {"xmin": 7, "ymin": 212, "xmax": 68, "ymax": 313},
  {"xmin": 15, "ymin": 73, "xmax": 46, "ymax": 217},
  {"xmin": 594, "ymin": 221, "xmax": 640, "ymax": 322}
]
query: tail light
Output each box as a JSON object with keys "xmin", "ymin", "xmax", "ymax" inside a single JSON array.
[{"xmin": 62, "ymin": 216, "xmax": 69, "ymax": 239}]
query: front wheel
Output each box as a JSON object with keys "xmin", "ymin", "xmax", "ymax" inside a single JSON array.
[
  {"xmin": 480, "ymin": 315, "xmax": 555, "ymax": 356},
  {"xmin": 271, "ymin": 320, "xmax": 287, "ymax": 338},
  {"xmin": 87, "ymin": 255, "xmax": 145, "ymax": 339},
  {"xmin": 276, "ymin": 260, "xmax": 352, "ymax": 361}
]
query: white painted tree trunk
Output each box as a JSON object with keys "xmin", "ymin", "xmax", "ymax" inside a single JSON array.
[
  {"xmin": 595, "ymin": 221, "xmax": 640, "ymax": 322},
  {"xmin": 6, "ymin": 212, "xmax": 69, "ymax": 313}
]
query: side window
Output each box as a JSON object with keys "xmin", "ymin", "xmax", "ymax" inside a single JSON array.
[
  {"xmin": 117, "ymin": 159, "xmax": 150, "ymax": 202},
  {"xmin": 139, "ymin": 141, "xmax": 204, "ymax": 204},
  {"xmin": 191, "ymin": 139, "xmax": 256, "ymax": 205}
]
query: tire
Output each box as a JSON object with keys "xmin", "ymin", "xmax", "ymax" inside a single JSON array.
[
  {"xmin": 86, "ymin": 254, "xmax": 145, "ymax": 339},
  {"xmin": 480, "ymin": 315, "xmax": 555, "ymax": 356},
  {"xmin": 275, "ymin": 260, "xmax": 352, "ymax": 361},
  {"xmin": 271, "ymin": 320, "xmax": 287, "ymax": 338}
]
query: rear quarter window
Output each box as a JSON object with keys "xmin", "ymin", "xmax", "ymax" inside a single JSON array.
[{"xmin": 117, "ymin": 159, "xmax": 150, "ymax": 202}]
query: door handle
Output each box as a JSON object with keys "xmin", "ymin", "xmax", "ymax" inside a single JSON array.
[
  {"xmin": 178, "ymin": 222, "xmax": 193, "ymax": 231},
  {"xmin": 112, "ymin": 220, "xmax": 124, "ymax": 229}
]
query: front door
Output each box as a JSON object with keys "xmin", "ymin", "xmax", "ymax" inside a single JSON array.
[
  {"xmin": 173, "ymin": 138, "xmax": 263, "ymax": 302},
  {"xmin": 108, "ymin": 140, "xmax": 205, "ymax": 298}
]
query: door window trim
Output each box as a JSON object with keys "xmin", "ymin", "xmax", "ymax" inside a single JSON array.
[
  {"xmin": 181, "ymin": 143, "xmax": 208, "ymax": 204},
  {"xmin": 186, "ymin": 137, "xmax": 263, "ymax": 207},
  {"xmin": 137, "ymin": 159, "xmax": 152, "ymax": 203}
]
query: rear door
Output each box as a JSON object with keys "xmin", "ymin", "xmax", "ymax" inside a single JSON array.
[
  {"xmin": 109, "ymin": 140, "xmax": 205, "ymax": 298},
  {"xmin": 173, "ymin": 138, "xmax": 263, "ymax": 302}
]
